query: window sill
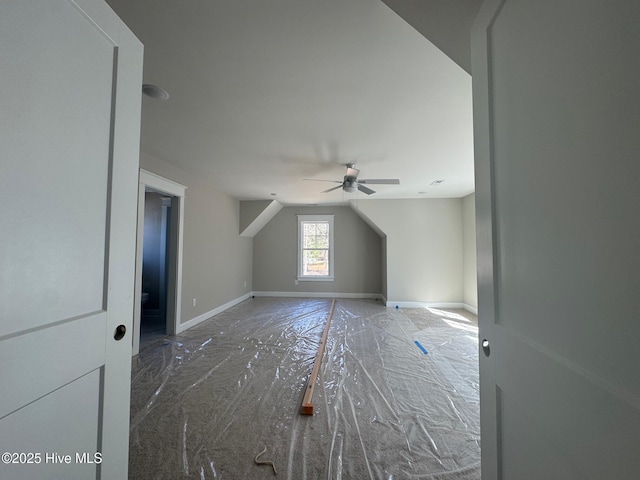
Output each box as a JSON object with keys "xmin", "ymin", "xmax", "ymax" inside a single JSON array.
[{"xmin": 297, "ymin": 276, "xmax": 335, "ymax": 282}]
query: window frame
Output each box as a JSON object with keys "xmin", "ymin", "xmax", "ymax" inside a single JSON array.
[{"xmin": 297, "ymin": 214, "xmax": 335, "ymax": 282}]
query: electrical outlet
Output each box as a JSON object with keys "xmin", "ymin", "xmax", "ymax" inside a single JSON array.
[
  {"xmin": 243, "ymin": 281, "xmax": 247, "ymax": 288},
  {"xmin": 192, "ymin": 298, "xmax": 196, "ymax": 307}
]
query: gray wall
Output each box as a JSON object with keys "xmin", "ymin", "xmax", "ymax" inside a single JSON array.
[
  {"xmin": 352, "ymin": 198, "xmax": 464, "ymax": 304},
  {"xmin": 239, "ymin": 200, "xmax": 271, "ymax": 234},
  {"xmin": 141, "ymin": 156, "xmax": 473, "ymax": 313},
  {"xmin": 140, "ymin": 152, "xmax": 253, "ymax": 324},
  {"xmin": 253, "ymin": 206, "xmax": 382, "ymax": 295}
]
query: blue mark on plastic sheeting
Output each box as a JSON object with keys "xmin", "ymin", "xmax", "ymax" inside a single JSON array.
[{"xmin": 414, "ymin": 340, "xmax": 428, "ymax": 355}]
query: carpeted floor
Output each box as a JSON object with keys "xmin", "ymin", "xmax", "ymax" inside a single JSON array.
[{"xmin": 128, "ymin": 297, "xmax": 480, "ymax": 479}]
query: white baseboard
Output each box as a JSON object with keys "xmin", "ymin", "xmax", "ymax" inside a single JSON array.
[
  {"xmin": 177, "ymin": 294, "xmax": 477, "ymax": 335},
  {"xmin": 252, "ymin": 291, "xmax": 384, "ymax": 301},
  {"xmin": 386, "ymin": 301, "xmax": 466, "ymax": 310},
  {"xmin": 177, "ymin": 292, "xmax": 253, "ymax": 334},
  {"xmin": 385, "ymin": 301, "xmax": 478, "ymax": 315},
  {"xmin": 462, "ymin": 303, "xmax": 478, "ymax": 315}
]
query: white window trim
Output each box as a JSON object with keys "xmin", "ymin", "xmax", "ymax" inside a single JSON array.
[{"xmin": 297, "ymin": 214, "xmax": 335, "ymax": 281}]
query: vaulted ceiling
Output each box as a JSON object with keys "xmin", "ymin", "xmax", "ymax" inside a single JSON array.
[{"xmin": 106, "ymin": 0, "xmax": 481, "ymax": 205}]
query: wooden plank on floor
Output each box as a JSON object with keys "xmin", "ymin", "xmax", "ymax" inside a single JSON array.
[{"xmin": 300, "ymin": 299, "xmax": 336, "ymax": 415}]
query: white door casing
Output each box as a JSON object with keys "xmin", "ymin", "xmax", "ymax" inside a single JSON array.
[
  {"xmin": 473, "ymin": 1, "xmax": 640, "ymax": 478},
  {"xmin": 0, "ymin": 1, "xmax": 142, "ymax": 479},
  {"xmin": 132, "ymin": 169, "xmax": 186, "ymax": 356}
]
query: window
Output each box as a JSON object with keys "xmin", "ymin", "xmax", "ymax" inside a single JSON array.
[{"xmin": 297, "ymin": 215, "xmax": 334, "ymax": 281}]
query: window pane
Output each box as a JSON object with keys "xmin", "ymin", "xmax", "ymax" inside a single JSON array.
[
  {"xmin": 315, "ymin": 235, "xmax": 329, "ymax": 248},
  {"xmin": 302, "ymin": 249, "xmax": 329, "ymax": 276},
  {"xmin": 303, "ymin": 223, "xmax": 317, "ymax": 237},
  {"xmin": 316, "ymin": 223, "xmax": 329, "ymax": 236},
  {"xmin": 302, "ymin": 222, "xmax": 329, "ymax": 249},
  {"xmin": 303, "ymin": 234, "xmax": 315, "ymax": 249},
  {"xmin": 304, "ymin": 234, "xmax": 328, "ymax": 249}
]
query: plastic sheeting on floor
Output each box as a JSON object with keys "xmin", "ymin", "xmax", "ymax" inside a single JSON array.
[{"xmin": 129, "ymin": 298, "xmax": 480, "ymax": 479}]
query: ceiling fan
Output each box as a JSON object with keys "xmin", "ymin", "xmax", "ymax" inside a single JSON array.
[{"xmin": 305, "ymin": 163, "xmax": 400, "ymax": 195}]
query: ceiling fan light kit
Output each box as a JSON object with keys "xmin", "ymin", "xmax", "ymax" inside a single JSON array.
[{"xmin": 306, "ymin": 163, "xmax": 400, "ymax": 195}]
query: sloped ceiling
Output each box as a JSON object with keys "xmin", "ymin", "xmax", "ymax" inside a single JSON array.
[
  {"xmin": 106, "ymin": 0, "xmax": 476, "ymax": 205},
  {"xmin": 381, "ymin": 0, "xmax": 482, "ymax": 74}
]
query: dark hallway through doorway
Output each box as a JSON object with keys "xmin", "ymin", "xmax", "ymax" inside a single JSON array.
[{"xmin": 140, "ymin": 190, "xmax": 173, "ymax": 348}]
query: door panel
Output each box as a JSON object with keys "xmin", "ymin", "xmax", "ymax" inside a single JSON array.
[
  {"xmin": 489, "ymin": 0, "xmax": 640, "ymax": 397},
  {"xmin": 0, "ymin": 370, "xmax": 102, "ymax": 480},
  {"xmin": 1, "ymin": 0, "xmax": 112, "ymax": 334},
  {"xmin": 496, "ymin": 327, "xmax": 640, "ymax": 478},
  {"xmin": 472, "ymin": 0, "xmax": 640, "ymax": 478},
  {"xmin": 0, "ymin": 1, "xmax": 142, "ymax": 479},
  {"xmin": 0, "ymin": 313, "xmax": 106, "ymax": 418}
]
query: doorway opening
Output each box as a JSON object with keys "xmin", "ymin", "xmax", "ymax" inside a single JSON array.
[
  {"xmin": 140, "ymin": 191, "xmax": 173, "ymax": 347},
  {"xmin": 133, "ymin": 169, "xmax": 186, "ymax": 356}
]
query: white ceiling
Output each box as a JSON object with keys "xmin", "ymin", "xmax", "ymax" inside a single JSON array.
[{"xmin": 106, "ymin": 0, "xmax": 475, "ymax": 205}]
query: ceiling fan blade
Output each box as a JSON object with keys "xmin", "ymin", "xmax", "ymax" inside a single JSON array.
[
  {"xmin": 346, "ymin": 166, "xmax": 360, "ymax": 179},
  {"xmin": 303, "ymin": 178, "xmax": 342, "ymax": 183},
  {"xmin": 322, "ymin": 185, "xmax": 344, "ymax": 193},
  {"xmin": 358, "ymin": 179, "xmax": 400, "ymax": 185},
  {"xmin": 357, "ymin": 184, "xmax": 376, "ymax": 195}
]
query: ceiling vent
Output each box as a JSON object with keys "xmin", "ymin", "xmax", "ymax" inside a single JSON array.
[{"xmin": 142, "ymin": 84, "xmax": 170, "ymax": 100}]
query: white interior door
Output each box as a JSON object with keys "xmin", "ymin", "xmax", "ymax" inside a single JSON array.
[
  {"xmin": 0, "ymin": 1, "xmax": 142, "ymax": 479},
  {"xmin": 472, "ymin": 1, "xmax": 640, "ymax": 478}
]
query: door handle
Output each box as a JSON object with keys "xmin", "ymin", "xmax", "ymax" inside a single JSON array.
[
  {"xmin": 482, "ymin": 339, "xmax": 490, "ymax": 357},
  {"xmin": 114, "ymin": 324, "xmax": 127, "ymax": 341}
]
